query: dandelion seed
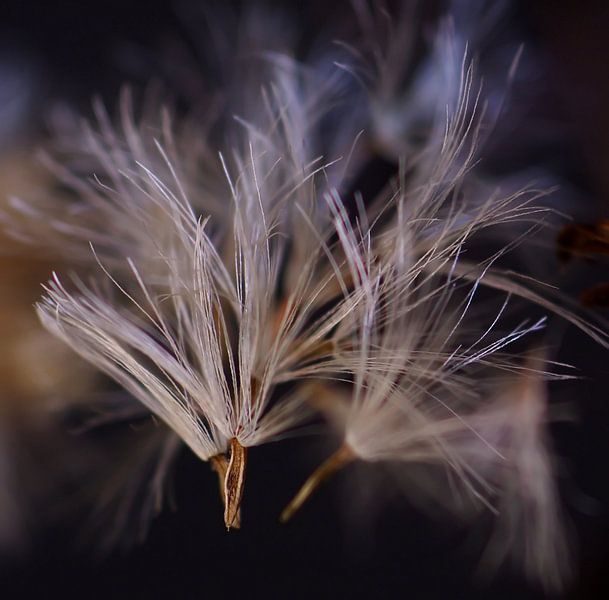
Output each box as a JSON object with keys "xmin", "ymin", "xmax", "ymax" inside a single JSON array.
[
  {"xmin": 35, "ymin": 76, "xmax": 380, "ymax": 526},
  {"xmin": 283, "ymin": 198, "xmax": 555, "ymax": 521}
]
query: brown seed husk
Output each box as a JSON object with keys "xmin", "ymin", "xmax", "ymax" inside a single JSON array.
[{"xmin": 223, "ymin": 438, "xmax": 247, "ymax": 530}]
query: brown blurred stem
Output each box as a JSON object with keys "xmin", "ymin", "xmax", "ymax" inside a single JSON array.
[{"xmin": 280, "ymin": 443, "xmax": 355, "ymax": 523}]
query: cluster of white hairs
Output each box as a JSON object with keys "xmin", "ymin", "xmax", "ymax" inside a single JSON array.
[{"xmin": 5, "ymin": 0, "xmax": 607, "ymax": 593}]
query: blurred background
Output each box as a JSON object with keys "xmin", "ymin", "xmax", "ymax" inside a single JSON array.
[{"xmin": 1, "ymin": 1, "xmax": 609, "ymax": 598}]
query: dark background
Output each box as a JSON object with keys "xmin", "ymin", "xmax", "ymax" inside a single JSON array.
[{"xmin": 1, "ymin": 1, "xmax": 609, "ymax": 598}]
